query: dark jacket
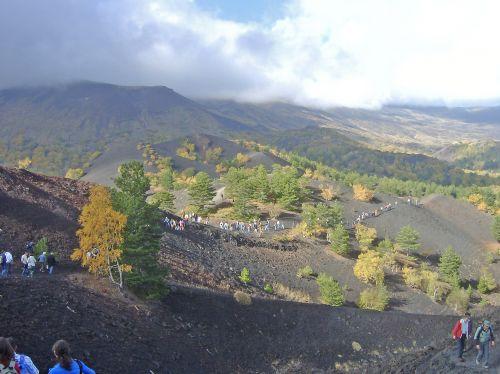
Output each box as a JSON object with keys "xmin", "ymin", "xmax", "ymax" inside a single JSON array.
[{"xmin": 46, "ymin": 254, "xmax": 56, "ymax": 267}]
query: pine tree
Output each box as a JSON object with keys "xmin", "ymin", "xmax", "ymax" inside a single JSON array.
[
  {"xmin": 438, "ymin": 246, "xmax": 462, "ymax": 286},
  {"xmin": 188, "ymin": 172, "xmax": 216, "ymax": 214},
  {"xmin": 149, "ymin": 191, "xmax": 175, "ymax": 212},
  {"xmin": 316, "ymin": 273, "xmax": 345, "ymax": 306},
  {"xmin": 328, "ymin": 224, "xmax": 350, "ymax": 255},
  {"xmin": 113, "ymin": 161, "xmax": 168, "ymax": 299},
  {"xmin": 396, "ymin": 225, "xmax": 420, "ymax": 255},
  {"xmin": 72, "ymin": 186, "xmax": 129, "ymax": 287}
]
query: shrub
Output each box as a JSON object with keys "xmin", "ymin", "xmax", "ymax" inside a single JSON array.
[
  {"xmin": 354, "ymin": 224, "xmax": 377, "ymax": 251},
  {"xmin": 273, "ymin": 282, "xmax": 312, "ymax": 303},
  {"xmin": 402, "ymin": 266, "xmax": 422, "ymax": 289},
  {"xmin": 445, "ymin": 288, "xmax": 470, "ymax": 314},
  {"xmin": 358, "ymin": 286, "xmax": 390, "ymax": 311},
  {"xmin": 316, "ymin": 273, "xmax": 345, "ymax": 306},
  {"xmin": 353, "ymin": 184, "xmax": 374, "ymax": 202},
  {"xmin": 263, "ymin": 283, "xmax": 274, "ymax": 294},
  {"xmin": 478, "ymin": 270, "xmax": 497, "ymax": 294},
  {"xmin": 297, "ymin": 265, "xmax": 315, "ymax": 278},
  {"xmin": 353, "ymin": 250, "xmax": 384, "ymax": 285},
  {"xmin": 239, "ymin": 267, "xmax": 252, "ymax": 284},
  {"xmin": 234, "ymin": 291, "xmax": 252, "ymax": 305},
  {"xmin": 65, "ymin": 168, "xmax": 84, "ymax": 180},
  {"xmin": 438, "ymin": 246, "xmax": 462, "ymax": 286}
]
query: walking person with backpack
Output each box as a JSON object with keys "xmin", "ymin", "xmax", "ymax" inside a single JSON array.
[
  {"xmin": 37, "ymin": 252, "xmax": 46, "ymax": 273},
  {"xmin": 0, "ymin": 252, "xmax": 6, "ymax": 277},
  {"xmin": 474, "ymin": 320, "xmax": 495, "ymax": 369},
  {"xmin": 0, "ymin": 337, "xmax": 20, "ymax": 374},
  {"xmin": 48, "ymin": 340, "xmax": 94, "ymax": 374},
  {"xmin": 6, "ymin": 338, "xmax": 38, "ymax": 374},
  {"xmin": 46, "ymin": 253, "xmax": 56, "ymax": 275},
  {"xmin": 452, "ymin": 311, "xmax": 473, "ymax": 362}
]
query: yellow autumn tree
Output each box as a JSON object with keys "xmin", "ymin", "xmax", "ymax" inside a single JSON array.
[
  {"xmin": 320, "ymin": 185, "xmax": 337, "ymax": 201},
  {"xmin": 18, "ymin": 157, "xmax": 32, "ymax": 170},
  {"xmin": 353, "ymin": 184, "xmax": 374, "ymax": 202},
  {"xmin": 71, "ymin": 186, "xmax": 130, "ymax": 287},
  {"xmin": 354, "ymin": 250, "xmax": 385, "ymax": 285},
  {"xmin": 355, "ymin": 224, "xmax": 377, "ymax": 251}
]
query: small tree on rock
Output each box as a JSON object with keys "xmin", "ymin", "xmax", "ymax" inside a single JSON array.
[
  {"xmin": 492, "ymin": 215, "xmax": 500, "ymax": 242},
  {"xmin": 239, "ymin": 267, "xmax": 252, "ymax": 284},
  {"xmin": 478, "ymin": 270, "xmax": 497, "ymax": 294},
  {"xmin": 353, "ymin": 184, "xmax": 374, "ymax": 202}
]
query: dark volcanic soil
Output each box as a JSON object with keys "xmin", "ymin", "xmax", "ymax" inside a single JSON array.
[
  {"xmin": 0, "ymin": 267, "xmax": 467, "ymax": 374},
  {"xmin": 0, "ymin": 166, "xmax": 90, "ymax": 257}
]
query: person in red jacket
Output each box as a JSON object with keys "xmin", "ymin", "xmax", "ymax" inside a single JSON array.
[{"xmin": 452, "ymin": 312, "xmax": 473, "ymax": 362}]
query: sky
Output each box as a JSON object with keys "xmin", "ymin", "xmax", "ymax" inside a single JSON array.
[{"xmin": 1, "ymin": 0, "xmax": 500, "ymax": 108}]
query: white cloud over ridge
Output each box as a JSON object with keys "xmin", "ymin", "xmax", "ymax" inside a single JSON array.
[{"xmin": 1, "ymin": 0, "xmax": 500, "ymax": 108}]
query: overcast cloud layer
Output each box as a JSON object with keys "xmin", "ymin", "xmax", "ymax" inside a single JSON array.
[{"xmin": 1, "ymin": 0, "xmax": 500, "ymax": 108}]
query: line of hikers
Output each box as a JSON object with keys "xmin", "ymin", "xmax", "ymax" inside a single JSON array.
[
  {"xmin": 1, "ymin": 248, "xmax": 57, "ymax": 278},
  {"xmin": 0, "ymin": 338, "xmax": 94, "ymax": 374},
  {"xmin": 350, "ymin": 201, "xmax": 398, "ymax": 227},
  {"xmin": 219, "ymin": 219, "xmax": 285, "ymax": 234},
  {"xmin": 452, "ymin": 312, "xmax": 495, "ymax": 368}
]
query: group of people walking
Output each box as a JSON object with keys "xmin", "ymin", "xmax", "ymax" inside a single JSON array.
[
  {"xmin": 350, "ymin": 202, "xmax": 397, "ymax": 227},
  {"xmin": 218, "ymin": 219, "xmax": 285, "ymax": 235},
  {"xmin": 0, "ymin": 338, "xmax": 94, "ymax": 373},
  {"xmin": 452, "ymin": 312, "xmax": 495, "ymax": 368},
  {"xmin": 1, "ymin": 242, "xmax": 57, "ymax": 279}
]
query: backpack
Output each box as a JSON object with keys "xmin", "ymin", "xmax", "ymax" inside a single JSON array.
[
  {"xmin": 75, "ymin": 359, "xmax": 83, "ymax": 374},
  {"xmin": 0, "ymin": 359, "xmax": 20, "ymax": 374}
]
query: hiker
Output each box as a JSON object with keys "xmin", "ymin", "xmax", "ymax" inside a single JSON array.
[
  {"xmin": 20, "ymin": 252, "xmax": 29, "ymax": 277},
  {"xmin": 25, "ymin": 242, "xmax": 34, "ymax": 254},
  {"xmin": 452, "ymin": 311, "xmax": 472, "ymax": 362},
  {"xmin": 0, "ymin": 252, "xmax": 6, "ymax": 277},
  {"xmin": 46, "ymin": 253, "xmax": 56, "ymax": 275},
  {"xmin": 474, "ymin": 320, "xmax": 495, "ymax": 369},
  {"xmin": 0, "ymin": 337, "xmax": 20, "ymax": 373},
  {"xmin": 26, "ymin": 254, "xmax": 36, "ymax": 278},
  {"xmin": 48, "ymin": 340, "xmax": 94, "ymax": 374},
  {"xmin": 4, "ymin": 251, "xmax": 13, "ymax": 276},
  {"xmin": 38, "ymin": 252, "xmax": 46, "ymax": 272},
  {"xmin": 6, "ymin": 338, "xmax": 38, "ymax": 374}
]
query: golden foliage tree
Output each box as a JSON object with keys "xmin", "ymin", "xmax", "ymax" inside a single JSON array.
[
  {"xmin": 320, "ymin": 184, "xmax": 338, "ymax": 201},
  {"xmin": 71, "ymin": 186, "xmax": 130, "ymax": 287},
  {"xmin": 355, "ymin": 224, "xmax": 377, "ymax": 251},
  {"xmin": 18, "ymin": 157, "xmax": 32, "ymax": 170},
  {"xmin": 353, "ymin": 250, "xmax": 384, "ymax": 285},
  {"xmin": 353, "ymin": 184, "xmax": 374, "ymax": 202}
]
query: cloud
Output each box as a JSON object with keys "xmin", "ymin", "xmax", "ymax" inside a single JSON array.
[{"xmin": 1, "ymin": 0, "xmax": 500, "ymax": 108}]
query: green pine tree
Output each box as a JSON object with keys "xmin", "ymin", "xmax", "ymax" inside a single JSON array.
[
  {"xmin": 329, "ymin": 224, "xmax": 350, "ymax": 255},
  {"xmin": 149, "ymin": 191, "xmax": 175, "ymax": 212},
  {"xmin": 438, "ymin": 246, "xmax": 462, "ymax": 286},
  {"xmin": 188, "ymin": 172, "xmax": 216, "ymax": 214},
  {"xmin": 113, "ymin": 161, "xmax": 168, "ymax": 299},
  {"xmin": 396, "ymin": 225, "xmax": 421, "ymax": 255}
]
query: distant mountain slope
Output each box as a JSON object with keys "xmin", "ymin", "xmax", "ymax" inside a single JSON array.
[
  {"xmin": 432, "ymin": 140, "xmax": 500, "ymax": 172},
  {"xmin": 0, "ymin": 82, "xmax": 252, "ymax": 175},
  {"xmin": 269, "ymin": 127, "xmax": 499, "ymax": 186},
  {"xmin": 203, "ymin": 100, "xmax": 500, "ymax": 154}
]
